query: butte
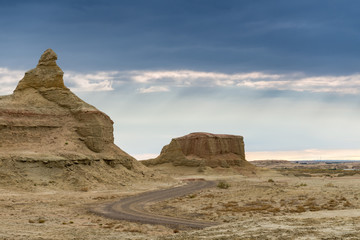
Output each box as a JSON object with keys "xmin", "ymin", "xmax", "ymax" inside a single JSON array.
[{"xmin": 142, "ymin": 132, "xmax": 255, "ymax": 171}]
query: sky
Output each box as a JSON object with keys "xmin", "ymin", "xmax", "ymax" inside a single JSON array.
[{"xmin": 0, "ymin": 0, "xmax": 359, "ymax": 160}]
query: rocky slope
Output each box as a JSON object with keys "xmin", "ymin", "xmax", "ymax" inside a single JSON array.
[
  {"xmin": 0, "ymin": 49, "xmax": 151, "ymax": 189},
  {"xmin": 143, "ymin": 132, "xmax": 253, "ymax": 168}
]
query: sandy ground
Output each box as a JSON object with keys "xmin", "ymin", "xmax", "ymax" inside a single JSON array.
[
  {"xmin": 0, "ymin": 180, "xmax": 177, "ymax": 240},
  {"xmin": 0, "ymin": 165, "xmax": 360, "ymax": 239},
  {"xmin": 155, "ymin": 170, "xmax": 360, "ymax": 240}
]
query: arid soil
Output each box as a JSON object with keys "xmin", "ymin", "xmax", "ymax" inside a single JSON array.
[
  {"xmin": 1, "ymin": 165, "xmax": 360, "ymax": 239},
  {"xmin": 0, "ymin": 180, "xmax": 176, "ymax": 240},
  {"xmin": 154, "ymin": 169, "xmax": 360, "ymax": 240}
]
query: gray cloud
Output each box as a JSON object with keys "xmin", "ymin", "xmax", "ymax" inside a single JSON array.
[
  {"xmin": 127, "ymin": 70, "xmax": 360, "ymax": 95},
  {"xmin": 2, "ymin": 68, "xmax": 360, "ymax": 95}
]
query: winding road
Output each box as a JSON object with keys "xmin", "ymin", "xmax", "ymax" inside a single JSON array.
[{"xmin": 91, "ymin": 180, "xmax": 219, "ymax": 229}]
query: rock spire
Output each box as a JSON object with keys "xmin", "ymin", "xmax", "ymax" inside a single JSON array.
[
  {"xmin": 0, "ymin": 49, "xmax": 142, "ymax": 171},
  {"xmin": 15, "ymin": 49, "xmax": 66, "ymax": 91}
]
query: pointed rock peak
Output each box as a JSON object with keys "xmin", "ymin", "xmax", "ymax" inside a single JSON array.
[
  {"xmin": 14, "ymin": 49, "xmax": 66, "ymax": 91},
  {"xmin": 37, "ymin": 49, "xmax": 58, "ymax": 67}
]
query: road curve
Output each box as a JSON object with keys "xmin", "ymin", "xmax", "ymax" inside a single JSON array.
[{"xmin": 90, "ymin": 180, "xmax": 219, "ymax": 229}]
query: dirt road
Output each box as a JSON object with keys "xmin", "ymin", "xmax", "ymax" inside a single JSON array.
[
  {"xmin": 91, "ymin": 181, "xmax": 218, "ymax": 229},
  {"xmin": 91, "ymin": 180, "xmax": 218, "ymax": 229}
]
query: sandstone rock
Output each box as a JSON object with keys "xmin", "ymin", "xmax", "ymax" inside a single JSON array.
[
  {"xmin": 15, "ymin": 49, "xmax": 66, "ymax": 91},
  {"xmin": 143, "ymin": 132, "xmax": 253, "ymax": 168},
  {"xmin": 0, "ymin": 49, "xmax": 141, "ymax": 171}
]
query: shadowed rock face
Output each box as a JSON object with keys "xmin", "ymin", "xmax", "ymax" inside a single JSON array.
[
  {"xmin": 143, "ymin": 132, "xmax": 252, "ymax": 168},
  {"xmin": 0, "ymin": 49, "xmax": 139, "ymax": 169}
]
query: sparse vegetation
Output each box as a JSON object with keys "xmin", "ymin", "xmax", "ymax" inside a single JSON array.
[
  {"xmin": 29, "ymin": 218, "xmax": 46, "ymax": 224},
  {"xmin": 3, "ymin": 160, "xmax": 360, "ymax": 239},
  {"xmin": 38, "ymin": 218, "xmax": 46, "ymax": 223},
  {"xmin": 324, "ymin": 183, "xmax": 336, "ymax": 188},
  {"xmin": 217, "ymin": 181, "xmax": 230, "ymax": 189},
  {"xmin": 80, "ymin": 186, "xmax": 89, "ymax": 192},
  {"xmin": 188, "ymin": 194, "xmax": 197, "ymax": 198},
  {"xmin": 278, "ymin": 168, "xmax": 360, "ymax": 177}
]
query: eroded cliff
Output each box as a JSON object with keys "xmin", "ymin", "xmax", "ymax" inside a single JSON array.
[
  {"xmin": 0, "ymin": 49, "xmax": 141, "ymax": 171},
  {"xmin": 143, "ymin": 132, "xmax": 253, "ymax": 168}
]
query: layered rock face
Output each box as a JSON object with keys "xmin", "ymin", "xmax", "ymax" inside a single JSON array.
[
  {"xmin": 0, "ymin": 49, "xmax": 137, "ymax": 169},
  {"xmin": 143, "ymin": 132, "xmax": 252, "ymax": 168}
]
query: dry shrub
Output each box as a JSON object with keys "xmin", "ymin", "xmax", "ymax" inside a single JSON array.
[
  {"xmin": 338, "ymin": 196, "xmax": 347, "ymax": 202},
  {"xmin": 289, "ymin": 206, "xmax": 306, "ymax": 213},
  {"xmin": 217, "ymin": 181, "xmax": 230, "ymax": 189},
  {"xmin": 324, "ymin": 183, "xmax": 336, "ymax": 188},
  {"xmin": 188, "ymin": 194, "xmax": 197, "ymax": 198},
  {"xmin": 223, "ymin": 201, "xmax": 238, "ymax": 208},
  {"xmin": 203, "ymin": 193, "xmax": 215, "ymax": 198},
  {"xmin": 320, "ymin": 199, "xmax": 339, "ymax": 210},
  {"xmin": 79, "ymin": 186, "xmax": 89, "ymax": 192},
  {"xmin": 103, "ymin": 223, "xmax": 115, "ymax": 229},
  {"xmin": 298, "ymin": 194, "xmax": 308, "ymax": 200},
  {"xmin": 295, "ymin": 183, "xmax": 307, "ymax": 187},
  {"xmin": 308, "ymin": 205, "xmax": 322, "ymax": 211},
  {"xmin": 267, "ymin": 207, "xmax": 281, "ymax": 213},
  {"xmin": 219, "ymin": 200, "xmax": 279, "ymax": 214},
  {"xmin": 328, "ymin": 199, "xmax": 339, "ymax": 207},
  {"xmin": 201, "ymin": 204, "xmax": 214, "ymax": 210},
  {"xmin": 294, "ymin": 173, "xmax": 312, "ymax": 177},
  {"xmin": 125, "ymin": 227, "xmax": 143, "ymax": 233},
  {"xmin": 304, "ymin": 199, "xmax": 321, "ymax": 211}
]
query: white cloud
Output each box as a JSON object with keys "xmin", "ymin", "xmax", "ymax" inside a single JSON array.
[
  {"xmin": 64, "ymin": 71, "xmax": 116, "ymax": 92},
  {"xmin": 130, "ymin": 70, "xmax": 282, "ymax": 87},
  {"xmin": 0, "ymin": 67, "xmax": 24, "ymax": 95},
  {"xmin": 1, "ymin": 66, "xmax": 360, "ymax": 95},
  {"xmin": 0, "ymin": 68, "xmax": 116, "ymax": 94},
  {"xmin": 137, "ymin": 86, "xmax": 170, "ymax": 93},
  {"xmin": 128, "ymin": 70, "xmax": 360, "ymax": 94},
  {"xmin": 235, "ymin": 74, "xmax": 360, "ymax": 94}
]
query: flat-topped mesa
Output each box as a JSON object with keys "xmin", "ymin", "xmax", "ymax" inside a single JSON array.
[
  {"xmin": 175, "ymin": 132, "xmax": 245, "ymax": 159},
  {"xmin": 0, "ymin": 49, "xmax": 142, "ymax": 171},
  {"xmin": 15, "ymin": 49, "xmax": 66, "ymax": 91},
  {"xmin": 143, "ymin": 132, "xmax": 253, "ymax": 169}
]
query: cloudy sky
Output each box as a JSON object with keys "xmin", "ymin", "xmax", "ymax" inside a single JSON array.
[{"xmin": 1, "ymin": 0, "xmax": 359, "ymax": 160}]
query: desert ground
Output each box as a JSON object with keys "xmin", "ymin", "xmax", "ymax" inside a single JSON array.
[{"xmin": 0, "ymin": 162, "xmax": 360, "ymax": 240}]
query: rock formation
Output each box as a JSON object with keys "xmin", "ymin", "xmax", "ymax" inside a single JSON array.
[
  {"xmin": 143, "ymin": 132, "xmax": 253, "ymax": 168},
  {"xmin": 0, "ymin": 49, "xmax": 140, "ymax": 171}
]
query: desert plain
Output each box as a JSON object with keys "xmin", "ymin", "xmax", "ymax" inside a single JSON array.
[{"xmin": 0, "ymin": 162, "xmax": 360, "ymax": 240}]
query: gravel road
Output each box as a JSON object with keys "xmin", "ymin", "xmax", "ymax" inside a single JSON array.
[{"xmin": 91, "ymin": 180, "xmax": 219, "ymax": 229}]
